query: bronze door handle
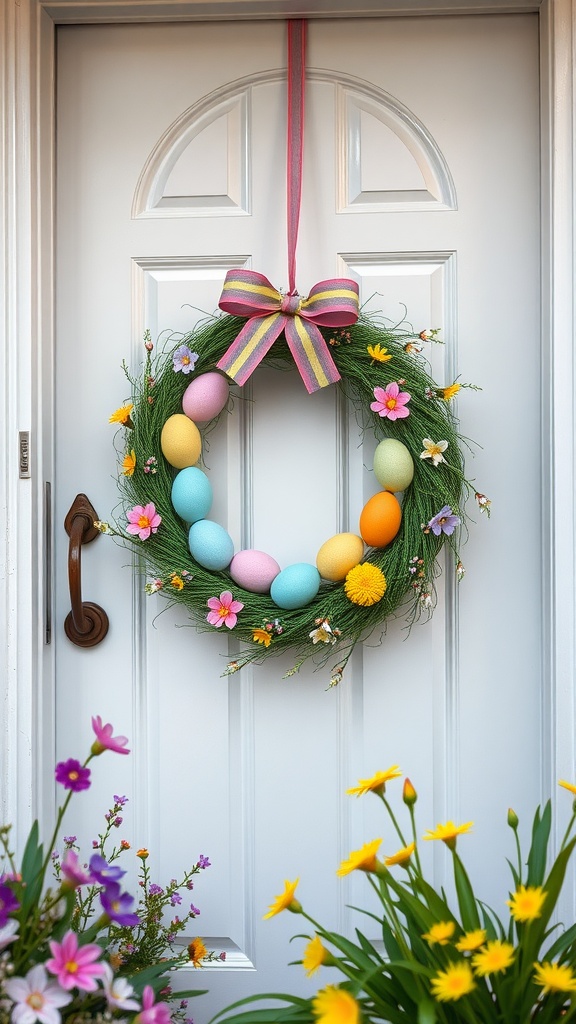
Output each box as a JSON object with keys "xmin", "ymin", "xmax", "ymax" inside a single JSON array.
[{"xmin": 64, "ymin": 493, "xmax": 109, "ymax": 647}]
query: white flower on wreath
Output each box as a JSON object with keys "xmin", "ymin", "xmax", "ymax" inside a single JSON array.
[
  {"xmin": 309, "ymin": 619, "xmax": 339, "ymax": 645},
  {"xmin": 420, "ymin": 438, "xmax": 448, "ymax": 466}
]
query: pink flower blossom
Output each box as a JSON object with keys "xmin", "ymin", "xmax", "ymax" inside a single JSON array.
[
  {"xmin": 206, "ymin": 591, "xmax": 244, "ymax": 629},
  {"xmin": 5, "ymin": 964, "xmax": 72, "ymax": 1024},
  {"xmin": 126, "ymin": 502, "xmax": 161, "ymax": 541},
  {"xmin": 137, "ymin": 985, "xmax": 171, "ymax": 1024},
  {"xmin": 370, "ymin": 382, "xmax": 411, "ymax": 420},
  {"xmin": 91, "ymin": 716, "xmax": 130, "ymax": 756},
  {"xmin": 46, "ymin": 930, "xmax": 106, "ymax": 992},
  {"xmin": 60, "ymin": 850, "xmax": 93, "ymax": 889}
]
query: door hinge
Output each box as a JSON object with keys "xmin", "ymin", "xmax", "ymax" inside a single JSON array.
[{"xmin": 19, "ymin": 431, "xmax": 30, "ymax": 478}]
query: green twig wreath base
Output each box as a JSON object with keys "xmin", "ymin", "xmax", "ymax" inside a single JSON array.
[{"xmin": 104, "ymin": 312, "xmax": 488, "ymax": 686}]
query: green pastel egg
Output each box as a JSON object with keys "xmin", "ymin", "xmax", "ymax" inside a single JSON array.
[{"xmin": 373, "ymin": 438, "xmax": 414, "ymax": 492}]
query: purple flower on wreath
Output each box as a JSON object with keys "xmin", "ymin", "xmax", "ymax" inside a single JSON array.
[
  {"xmin": 55, "ymin": 758, "xmax": 91, "ymax": 793},
  {"xmin": 100, "ymin": 882, "xmax": 140, "ymax": 927},
  {"xmin": 0, "ymin": 883, "xmax": 20, "ymax": 926},
  {"xmin": 173, "ymin": 345, "xmax": 199, "ymax": 375},
  {"xmin": 370, "ymin": 381, "xmax": 411, "ymax": 421},
  {"xmin": 425, "ymin": 505, "xmax": 461, "ymax": 537},
  {"xmin": 89, "ymin": 854, "xmax": 126, "ymax": 886}
]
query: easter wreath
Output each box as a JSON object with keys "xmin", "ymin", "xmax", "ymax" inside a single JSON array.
[{"xmin": 102, "ymin": 311, "xmax": 489, "ymax": 686}]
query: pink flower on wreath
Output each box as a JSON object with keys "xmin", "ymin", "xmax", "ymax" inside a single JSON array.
[
  {"xmin": 370, "ymin": 381, "xmax": 411, "ymax": 420},
  {"xmin": 206, "ymin": 591, "xmax": 244, "ymax": 629},
  {"xmin": 126, "ymin": 502, "xmax": 161, "ymax": 541}
]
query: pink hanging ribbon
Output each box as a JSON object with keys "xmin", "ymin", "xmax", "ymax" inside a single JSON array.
[{"xmin": 217, "ymin": 20, "xmax": 359, "ymax": 394}]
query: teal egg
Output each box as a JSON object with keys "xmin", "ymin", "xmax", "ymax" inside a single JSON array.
[
  {"xmin": 188, "ymin": 520, "xmax": 234, "ymax": 571},
  {"xmin": 373, "ymin": 438, "xmax": 415, "ymax": 492},
  {"xmin": 270, "ymin": 563, "xmax": 321, "ymax": 610},
  {"xmin": 171, "ymin": 467, "xmax": 213, "ymax": 523}
]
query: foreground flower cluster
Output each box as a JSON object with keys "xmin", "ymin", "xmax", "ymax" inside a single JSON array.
[
  {"xmin": 212, "ymin": 768, "xmax": 576, "ymax": 1024},
  {"xmin": 0, "ymin": 717, "xmax": 220, "ymax": 1024}
]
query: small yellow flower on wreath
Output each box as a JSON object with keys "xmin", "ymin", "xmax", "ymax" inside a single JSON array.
[
  {"xmin": 367, "ymin": 342, "xmax": 392, "ymax": 364},
  {"xmin": 230, "ymin": 768, "xmax": 576, "ymax": 1024},
  {"xmin": 344, "ymin": 563, "xmax": 386, "ymax": 606}
]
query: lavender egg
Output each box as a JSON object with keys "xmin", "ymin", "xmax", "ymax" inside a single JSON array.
[
  {"xmin": 229, "ymin": 550, "xmax": 281, "ymax": 594},
  {"xmin": 182, "ymin": 372, "xmax": 230, "ymax": 423}
]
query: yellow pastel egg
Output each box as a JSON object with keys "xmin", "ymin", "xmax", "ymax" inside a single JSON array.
[
  {"xmin": 373, "ymin": 438, "xmax": 414, "ymax": 492},
  {"xmin": 316, "ymin": 533, "xmax": 365, "ymax": 582},
  {"xmin": 161, "ymin": 414, "xmax": 202, "ymax": 469}
]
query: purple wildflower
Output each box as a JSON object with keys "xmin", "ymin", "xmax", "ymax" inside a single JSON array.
[
  {"xmin": 55, "ymin": 758, "xmax": 91, "ymax": 792},
  {"xmin": 190, "ymin": 903, "xmax": 200, "ymax": 916},
  {"xmin": 100, "ymin": 883, "xmax": 140, "ymax": 927},
  {"xmin": 89, "ymin": 854, "xmax": 125, "ymax": 885},
  {"xmin": 425, "ymin": 505, "xmax": 462, "ymax": 537},
  {"xmin": 63, "ymin": 836, "xmax": 77, "ymax": 846},
  {"xmin": 0, "ymin": 883, "xmax": 20, "ymax": 927},
  {"xmin": 148, "ymin": 884, "xmax": 163, "ymax": 896},
  {"xmin": 170, "ymin": 893, "xmax": 182, "ymax": 906},
  {"xmin": 113, "ymin": 795, "xmax": 128, "ymax": 806},
  {"xmin": 172, "ymin": 345, "xmax": 198, "ymax": 375},
  {"xmin": 113, "ymin": 817, "xmax": 123, "ymax": 828},
  {"xmin": 61, "ymin": 850, "xmax": 93, "ymax": 889},
  {"xmin": 197, "ymin": 855, "xmax": 211, "ymax": 869}
]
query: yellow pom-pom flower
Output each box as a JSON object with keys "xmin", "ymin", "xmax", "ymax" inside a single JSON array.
[{"xmin": 344, "ymin": 563, "xmax": 386, "ymax": 606}]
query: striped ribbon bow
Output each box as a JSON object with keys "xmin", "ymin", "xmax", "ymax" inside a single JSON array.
[{"xmin": 216, "ymin": 269, "xmax": 360, "ymax": 394}]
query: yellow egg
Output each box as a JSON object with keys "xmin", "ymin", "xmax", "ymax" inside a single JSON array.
[
  {"xmin": 161, "ymin": 414, "xmax": 202, "ymax": 469},
  {"xmin": 316, "ymin": 532, "xmax": 364, "ymax": 582},
  {"xmin": 373, "ymin": 438, "xmax": 414, "ymax": 492}
]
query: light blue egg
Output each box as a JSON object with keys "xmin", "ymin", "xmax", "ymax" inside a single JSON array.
[
  {"xmin": 188, "ymin": 520, "xmax": 234, "ymax": 571},
  {"xmin": 270, "ymin": 563, "xmax": 321, "ymax": 610},
  {"xmin": 171, "ymin": 467, "xmax": 213, "ymax": 523}
]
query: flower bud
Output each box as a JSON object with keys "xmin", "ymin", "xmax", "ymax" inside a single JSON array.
[
  {"xmin": 137, "ymin": 848, "xmax": 149, "ymax": 859},
  {"xmin": 507, "ymin": 808, "xmax": 519, "ymax": 830},
  {"xmin": 403, "ymin": 778, "xmax": 418, "ymax": 806}
]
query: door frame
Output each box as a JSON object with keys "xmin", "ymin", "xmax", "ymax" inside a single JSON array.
[{"xmin": 1, "ymin": 0, "xmax": 574, "ymax": 863}]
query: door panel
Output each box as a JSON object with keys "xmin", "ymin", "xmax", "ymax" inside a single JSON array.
[{"xmin": 55, "ymin": 15, "xmax": 539, "ymax": 1019}]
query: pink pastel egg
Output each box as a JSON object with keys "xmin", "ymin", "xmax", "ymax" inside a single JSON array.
[
  {"xmin": 229, "ymin": 549, "xmax": 281, "ymax": 594},
  {"xmin": 182, "ymin": 372, "xmax": 230, "ymax": 423}
]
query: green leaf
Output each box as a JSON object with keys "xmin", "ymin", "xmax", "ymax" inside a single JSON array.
[
  {"xmin": 526, "ymin": 800, "xmax": 551, "ymax": 886},
  {"xmin": 19, "ymin": 821, "xmax": 44, "ymax": 912},
  {"xmin": 417, "ymin": 998, "xmax": 438, "ymax": 1024},
  {"xmin": 452, "ymin": 852, "xmax": 481, "ymax": 930},
  {"xmin": 506, "ymin": 856, "xmax": 520, "ymax": 889},
  {"xmin": 208, "ymin": 994, "xmax": 311, "ymax": 1024},
  {"xmin": 544, "ymin": 920, "xmax": 576, "ymax": 960}
]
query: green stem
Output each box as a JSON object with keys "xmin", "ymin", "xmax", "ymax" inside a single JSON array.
[
  {"xmin": 514, "ymin": 827, "xmax": 523, "ymax": 885},
  {"xmin": 408, "ymin": 806, "xmax": 423, "ymax": 874},
  {"xmin": 381, "ymin": 796, "xmax": 409, "ymax": 848},
  {"xmin": 560, "ymin": 809, "xmax": 576, "ymax": 852}
]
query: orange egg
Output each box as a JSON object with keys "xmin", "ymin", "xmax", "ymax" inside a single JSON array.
[{"xmin": 359, "ymin": 491, "xmax": 402, "ymax": 548}]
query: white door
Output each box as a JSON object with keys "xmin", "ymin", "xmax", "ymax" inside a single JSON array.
[{"xmin": 55, "ymin": 15, "xmax": 540, "ymax": 1021}]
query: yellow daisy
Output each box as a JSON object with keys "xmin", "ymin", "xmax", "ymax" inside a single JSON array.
[
  {"xmin": 303, "ymin": 935, "xmax": 331, "ymax": 977},
  {"xmin": 506, "ymin": 885, "xmax": 547, "ymax": 923},
  {"xmin": 187, "ymin": 937, "xmax": 208, "ymax": 968},
  {"xmin": 422, "ymin": 921, "xmax": 455, "ymax": 946},
  {"xmin": 336, "ymin": 839, "xmax": 382, "ymax": 877},
  {"xmin": 430, "ymin": 962, "xmax": 475, "ymax": 1002},
  {"xmin": 423, "ymin": 820, "xmax": 473, "ymax": 850},
  {"xmin": 455, "ymin": 929, "xmax": 486, "ymax": 953},
  {"xmin": 441, "ymin": 383, "xmax": 461, "ymax": 401},
  {"xmin": 533, "ymin": 960, "xmax": 576, "ymax": 994},
  {"xmin": 263, "ymin": 879, "xmax": 301, "ymax": 919},
  {"xmin": 385, "ymin": 842, "xmax": 415, "ymax": 867},
  {"xmin": 312, "ymin": 986, "xmax": 360, "ymax": 1024},
  {"xmin": 109, "ymin": 403, "xmax": 134, "ymax": 426},
  {"xmin": 559, "ymin": 779, "xmax": 576, "ymax": 795},
  {"xmin": 346, "ymin": 766, "xmax": 402, "ymax": 797},
  {"xmin": 122, "ymin": 449, "xmax": 136, "ymax": 476},
  {"xmin": 472, "ymin": 940, "xmax": 515, "ymax": 976},
  {"xmin": 367, "ymin": 343, "xmax": 392, "ymax": 364},
  {"xmin": 344, "ymin": 563, "xmax": 386, "ymax": 607},
  {"xmin": 253, "ymin": 628, "xmax": 272, "ymax": 647}
]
